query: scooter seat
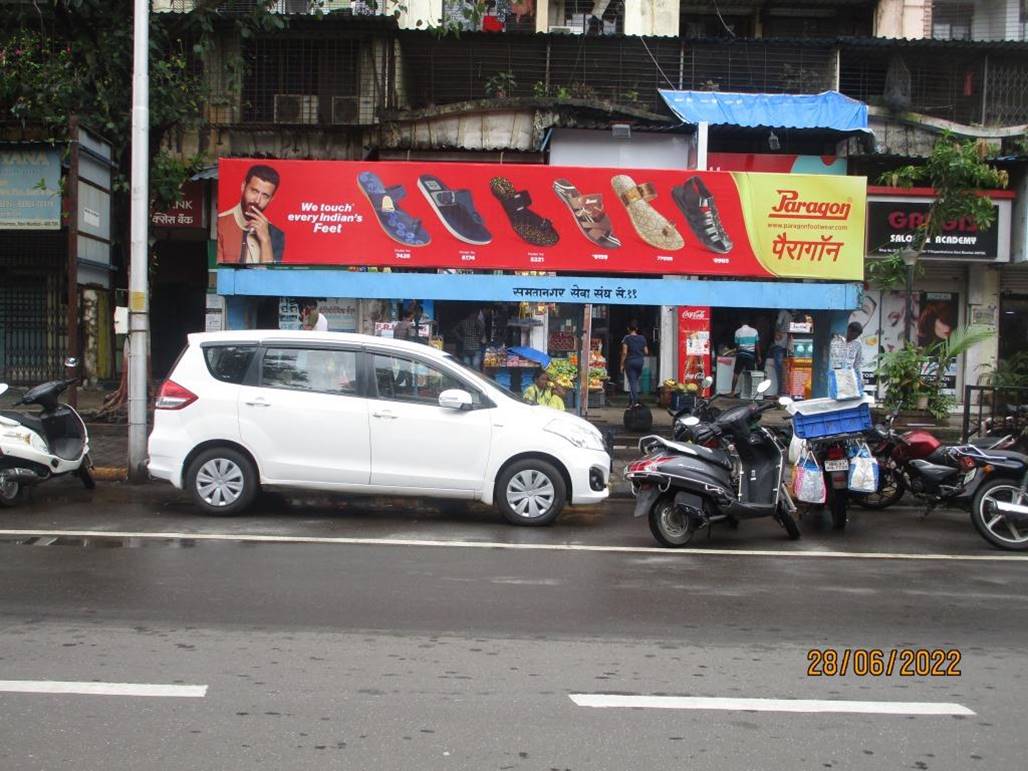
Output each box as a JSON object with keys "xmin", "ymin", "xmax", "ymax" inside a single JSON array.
[
  {"xmin": 659, "ymin": 437, "xmax": 733, "ymax": 470},
  {"xmin": 0, "ymin": 410, "xmax": 46, "ymax": 442}
]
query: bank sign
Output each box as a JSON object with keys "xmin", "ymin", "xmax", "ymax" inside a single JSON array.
[
  {"xmin": 0, "ymin": 149, "xmax": 61, "ymax": 230},
  {"xmin": 217, "ymin": 158, "xmax": 866, "ymax": 281},
  {"xmin": 866, "ymin": 190, "xmax": 1012, "ymax": 261}
]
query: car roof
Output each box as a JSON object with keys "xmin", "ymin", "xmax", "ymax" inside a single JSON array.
[{"xmin": 186, "ymin": 330, "xmax": 450, "ymax": 359}]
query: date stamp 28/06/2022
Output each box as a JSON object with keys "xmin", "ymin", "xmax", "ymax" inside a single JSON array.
[{"xmin": 807, "ymin": 649, "xmax": 962, "ymax": 677}]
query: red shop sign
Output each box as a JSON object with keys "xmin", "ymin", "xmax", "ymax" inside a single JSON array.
[
  {"xmin": 678, "ymin": 306, "xmax": 711, "ymax": 392},
  {"xmin": 151, "ymin": 180, "xmax": 206, "ymax": 229}
]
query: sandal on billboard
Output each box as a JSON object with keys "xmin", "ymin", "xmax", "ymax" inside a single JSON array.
[
  {"xmin": 417, "ymin": 175, "xmax": 492, "ymax": 245},
  {"xmin": 490, "ymin": 177, "xmax": 559, "ymax": 247},
  {"xmin": 610, "ymin": 174, "xmax": 683, "ymax": 251},
  {"xmin": 672, "ymin": 176, "xmax": 734, "ymax": 254},
  {"xmin": 357, "ymin": 172, "xmax": 431, "ymax": 246},
  {"xmin": 552, "ymin": 178, "xmax": 620, "ymax": 249}
]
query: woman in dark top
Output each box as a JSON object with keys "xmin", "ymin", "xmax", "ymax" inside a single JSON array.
[{"xmin": 620, "ymin": 322, "xmax": 649, "ymax": 405}]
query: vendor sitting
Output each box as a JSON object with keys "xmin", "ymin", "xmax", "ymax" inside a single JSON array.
[{"xmin": 523, "ymin": 369, "xmax": 566, "ymax": 411}]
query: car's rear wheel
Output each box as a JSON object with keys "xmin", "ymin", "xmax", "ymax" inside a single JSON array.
[
  {"xmin": 496, "ymin": 459, "xmax": 566, "ymax": 526},
  {"xmin": 186, "ymin": 447, "xmax": 257, "ymax": 516}
]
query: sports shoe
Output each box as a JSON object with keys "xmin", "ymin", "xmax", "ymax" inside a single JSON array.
[{"xmin": 671, "ymin": 176, "xmax": 733, "ymax": 254}]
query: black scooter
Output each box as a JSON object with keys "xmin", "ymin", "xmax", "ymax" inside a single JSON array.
[{"xmin": 626, "ymin": 380, "xmax": 801, "ymax": 547}]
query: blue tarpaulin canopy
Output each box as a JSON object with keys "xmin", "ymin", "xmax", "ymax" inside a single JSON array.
[
  {"xmin": 658, "ymin": 90, "xmax": 871, "ymax": 133},
  {"xmin": 508, "ymin": 346, "xmax": 551, "ymax": 367}
]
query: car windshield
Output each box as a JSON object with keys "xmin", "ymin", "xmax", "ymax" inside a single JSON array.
[{"xmin": 442, "ymin": 354, "xmax": 529, "ymax": 405}]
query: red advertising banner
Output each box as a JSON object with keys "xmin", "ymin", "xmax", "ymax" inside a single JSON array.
[
  {"xmin": 217, "ymin": 158, "xmax": 865, "ymax": 280},
  {"xmin": 152, "ymin": 180, "xmax": 206, "ymax": 229},
  {"xmin": 678, "ymin": 306, "xmax": 712, "ymax": 391},
  {"xmin": 708, "ymin": 153, "xmax": 846, "ymax": 176}
]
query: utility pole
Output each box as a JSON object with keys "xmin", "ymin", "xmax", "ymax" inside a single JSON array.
[{"xmin": 127, "ymin": 0, "xmax": 149, "ymax": 481}]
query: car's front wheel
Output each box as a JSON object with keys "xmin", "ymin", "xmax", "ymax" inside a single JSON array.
[
  {"xmin": 186, "ymin": 447, "xmax": 257, "ymax": 516},
  {"xmin": 496, "ymin": 459, "xmax": 566, "ymax": 526}
]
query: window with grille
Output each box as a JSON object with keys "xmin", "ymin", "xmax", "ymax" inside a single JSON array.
[{"xmin": 242, "ymin": 37, "xmax": 362, "ymax": 124}]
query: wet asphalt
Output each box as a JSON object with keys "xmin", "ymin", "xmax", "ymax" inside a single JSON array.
[{"xmin": 0, "ymin": 480, "xmax": 1025, "ymax": 770}]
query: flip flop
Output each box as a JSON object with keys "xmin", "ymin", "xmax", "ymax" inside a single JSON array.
[
  {"xmin": 672, "ymin": 176, "xmax": 733, "ymax": 254},
  {"xmin": 490, "ymin": 177, "xmax": 559, "ymax": 247},
  {"xmin": 417, "ymin": 175, "xmax": 492, "ymax": 246},
  {"xmin": 357, "ymin": 172, "xmax": 431, "ymax": 246},
  {"xmin": 552, "ymin": 178, "xmax": 620, "ymax": 249},
  {"xmin": 611, "ymin": 174, "xmax": 684, "ymax": 251}
]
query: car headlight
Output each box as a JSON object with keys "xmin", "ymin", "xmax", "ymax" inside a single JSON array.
[{"xmin": 544, "ymin": 419, "xmax": 606, "ymax": 452}]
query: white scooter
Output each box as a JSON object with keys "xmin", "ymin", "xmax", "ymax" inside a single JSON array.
[{"xmin": 0, "ymin": 359, "xmax": 93, "ymax": 507}]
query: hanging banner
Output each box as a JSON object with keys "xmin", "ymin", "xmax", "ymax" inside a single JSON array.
[
  {"xmin": 677, "ymin": 306, "xmax": 712, "ymax": 390},
  {"xmin": 217, "ymin": 158, "xmax": 866, "ymax": 281},
  {"xmin": 708, "ymin": 154, "xmax": 847, "ymax": 176}
]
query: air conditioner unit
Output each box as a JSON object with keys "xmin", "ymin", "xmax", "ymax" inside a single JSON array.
[
  {"xmin": 331, "ymin": 96, "xmax": 361, "ymax": 125},
  {"xmin": 274, "ymin": 94, "xmax": 319, "ymax": 124}
]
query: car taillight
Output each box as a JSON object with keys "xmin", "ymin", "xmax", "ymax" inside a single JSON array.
[{"xmin": 155, "ymin": 380, "xmax": 198, "ymax": 410}]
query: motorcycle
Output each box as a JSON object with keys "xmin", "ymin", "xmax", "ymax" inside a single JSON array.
[
  {"xmin": 626, "ymin": 379, "xmax": 801, "ymax": 547},
  {"xmin": 853, "ymin": 410, "xmax": 1023, "ymax": 511},
  {"xmin": 979, "ymin": 470, "xmax": 1028, "ymax": 551},
  {"xmin": 0, "ymin": 359, "xmax": 93, "ymax": 506}
]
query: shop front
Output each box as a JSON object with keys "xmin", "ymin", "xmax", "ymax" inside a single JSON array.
[
  {"xmin": 862, "ymin": 187, "xmax": 1012, "ymax": 402},
  {"xmin": 214, "ymin": 157, "xmax": 866, "ymax": 408}
]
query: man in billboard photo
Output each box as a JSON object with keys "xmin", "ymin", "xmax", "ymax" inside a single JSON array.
[{"xmin": 217, "ymin": 164, "xmax": 286, "ymax": 264}]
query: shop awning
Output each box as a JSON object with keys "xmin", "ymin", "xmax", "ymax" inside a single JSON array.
[
  {"xmin": 217, "ymin": 269, "xmax": 861, "ymax": 311},
  {"xmin": 658, "ymin": 90, "xmax": 871, "ymax": 133}
]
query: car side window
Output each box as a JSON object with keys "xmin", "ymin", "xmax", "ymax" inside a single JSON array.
[
  {"xmin": 261, "ymin": 347, "xmax": 359, "ymax": 396},
  {"xmin": 372, "ymin": 353, "xmax": 480, "ymax": 406},
  {"xmin": 203, "ymin": 345, "xmax": 257, "ymax": 384}
]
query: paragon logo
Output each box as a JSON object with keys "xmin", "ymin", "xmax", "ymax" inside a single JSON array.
[{"xmin": 770, "ymin": 190, "xmax": 852, "ymax": 221}]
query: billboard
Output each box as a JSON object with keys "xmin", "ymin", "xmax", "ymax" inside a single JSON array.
[
  {"xmin": 217, "ymin": 158, "xmax": 866, "ymax": 281},
  {"xmin": 0, "ymin": 149, "xmax": 61, "ymax": 230}
]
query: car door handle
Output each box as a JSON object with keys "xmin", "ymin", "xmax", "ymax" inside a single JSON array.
[
  {"xmin": 245, "ymin": 399, "xmax": 271, "ymax": 407},
  {"xmin": 372, "ymin": 410, "xmax": 398, "ymax": 420}
]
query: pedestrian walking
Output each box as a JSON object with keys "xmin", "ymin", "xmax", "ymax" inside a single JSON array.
[{"xmin": 620, "ymin": 321, "xmax": 649, "ymax": 405}]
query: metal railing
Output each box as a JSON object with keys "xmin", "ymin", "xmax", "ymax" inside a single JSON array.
[{"xmin": 961, "ymin": 385, "xmax": 1028, "ymax": 442}]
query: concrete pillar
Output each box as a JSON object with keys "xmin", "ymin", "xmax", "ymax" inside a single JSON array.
[
  {"xmin": 964, "ymin": 266, "xmax": 1001, "ymax": 395},
  {"xmin": 811, "ymin": 310, "xmax": 851, "ymax": 398}
]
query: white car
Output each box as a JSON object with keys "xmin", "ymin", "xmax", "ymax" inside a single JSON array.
[{"xmin": 147, "ymin": 331, "xmax": 611, "ymax": 525}]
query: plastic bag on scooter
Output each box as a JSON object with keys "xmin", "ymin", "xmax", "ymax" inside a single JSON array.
[
  {"xmin": 848, "ymin": 443, "xmax": 879, "ymax": 493},
  {"xmin": 794, "ymin": 453, "xmax": 826, "ymax": 504}
]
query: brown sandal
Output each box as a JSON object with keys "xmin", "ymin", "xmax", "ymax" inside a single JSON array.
[{"xmin": 552, "ymin": 178, "xmax": 621, "ymax": 249}]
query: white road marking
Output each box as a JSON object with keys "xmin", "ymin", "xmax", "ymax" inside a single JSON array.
[
  {"xmin": 0, "ymin": 680, "xmax": 207, "ymax": 698},
  {"xmin": 0, "ymin": 528, "xmax": 1025, "ymax": 562},
  {"xmin": 569, "ymin": 694, "xmax": 975, "ymax": 716}
]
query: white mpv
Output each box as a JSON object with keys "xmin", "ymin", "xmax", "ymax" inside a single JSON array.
[{"xmin": 147, "ymin": 331, "xmax": 611, "ymax": 525}]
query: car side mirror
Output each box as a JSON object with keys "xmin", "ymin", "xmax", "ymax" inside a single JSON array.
[{"xmin": 439, "ymin": 388, "xmax": 473, "ymax": 411}]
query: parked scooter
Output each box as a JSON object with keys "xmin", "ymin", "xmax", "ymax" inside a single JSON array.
[
  {"xmin": 0, "ymin": 359, "xmax": 93, "ymax": 506},
  {"xmin": 627, "ymin": 379, "xmax": 801, "ymax": 547}
]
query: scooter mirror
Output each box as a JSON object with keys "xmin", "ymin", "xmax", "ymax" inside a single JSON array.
[
  {"xmin": 756, "ymin": 378, "xmax": 773, "ymax": 395},
  {"xmin": 681, "ymin": 416, "xmax": 700, "ymax": 427},
  {"xmin": 0, "ymin": 384, "xmax": 7, "ymax": 398},
  {"xmin": 64, "ymin": 357, "xmax": 79, "ymax": 369},
  {"xmin": 701, "ymin": 376, "xmax": 713, "ymax": 389},
  {"xmin": 778, "ymin": 396, "xmax": 794, "ymax": 408}
]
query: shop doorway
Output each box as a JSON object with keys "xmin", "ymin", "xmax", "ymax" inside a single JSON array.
[{"xmin": 151, "ymin": 240, "xmax": 207, "ymax": 379}]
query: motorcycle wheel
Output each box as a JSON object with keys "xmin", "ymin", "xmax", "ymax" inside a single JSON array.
[
  {"xmin": 828, "ymin": 486, "xmax": 848, "ymax": 530},
  {"xmin": 648, "ymin": 495, "xmax": 698, "ymax": 548},
  {"xmin": 853, "ymin": 466, "xmax": 905, "ymax": 509},
  {"xmin": 0, "ymin": 476, "xmax": 23, "ymax": 508},
  {"xmin": 777, "ymin": 509, "xmax": 801, "ymax": 540},
  {"xmin": 970, "ymin": 478, "xmax": 1028, "ymax": 551}
]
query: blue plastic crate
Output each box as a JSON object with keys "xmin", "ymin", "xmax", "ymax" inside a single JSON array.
[{"xmin": 792, "ymin": 401, "xmax": 872, "ymax": 439}]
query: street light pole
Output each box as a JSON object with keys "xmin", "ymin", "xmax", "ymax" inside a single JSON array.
[{"xmin": 127, "ymin": 0, "xmax": 150, "ymax": 481}]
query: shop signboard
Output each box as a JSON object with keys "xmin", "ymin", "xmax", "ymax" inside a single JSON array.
[
  {"xmin": 867, "ymin": 189, "xmax": 1012, "ymax": 261},
  {"xmin": 677, "ymin": 306, "xmax": 711, "ymax": 390},
  {"xmin": 151, "ymin": 180, "xmax": 207, "ymax": 229},
  {"xmin": 0, "ymin": 149, "xmax": 61, "ymax": 230},
  {"xmin": 317, "ymin": 298, "xmax": 358, "ymax": 332},
  {"xmin": 217, "ymin": 158, "xmax": 866, "ymax": 281}
]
